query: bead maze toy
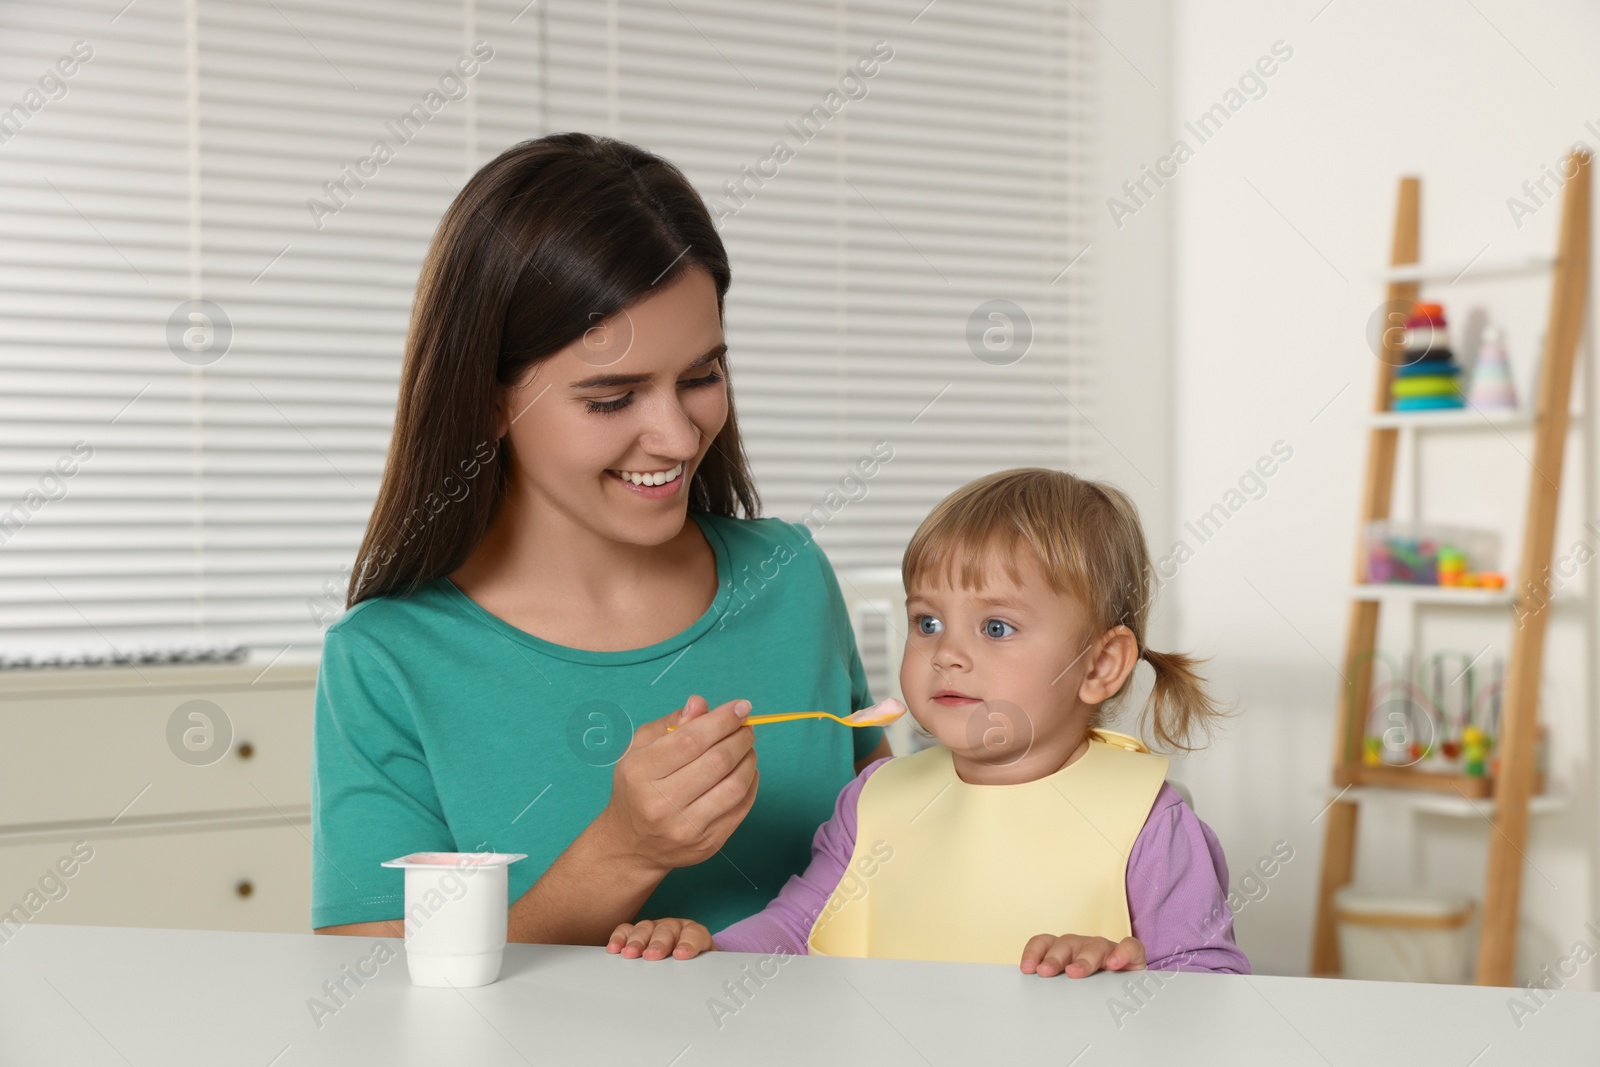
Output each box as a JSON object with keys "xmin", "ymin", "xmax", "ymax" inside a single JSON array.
[{"xmin": 1352, "ymin": 648, "xmax": 1545, "ymax": 797}]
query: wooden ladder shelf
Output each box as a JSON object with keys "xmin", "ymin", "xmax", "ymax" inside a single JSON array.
[{"xmin": 1310, "ymin": 150, "xmax": 1591, "ymax": 987}]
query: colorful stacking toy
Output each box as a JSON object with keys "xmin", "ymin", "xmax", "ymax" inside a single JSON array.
[{"xmin": 1392, "ymin": 302, "xmax": 1465, "ymax": 411}]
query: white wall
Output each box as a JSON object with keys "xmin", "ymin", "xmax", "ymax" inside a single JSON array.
[
  {"xmin": 1086, "ymin": 0, "xmax": 1175, "ymax": 643},
  {"xmin": 1158, "ymin": 0, "xmax": 1600, "ymax": 983}
]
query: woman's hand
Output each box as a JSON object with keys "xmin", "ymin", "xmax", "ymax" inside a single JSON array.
[
  {"xmin": 1020, "ymin": 933, "xmax": 1146, "ymax": 978},
  {"xmin": 596, "ymin": 694, "xmax": 759, "ymax": 874},
  {"xmin": 607, "ymin": 918, "xmax": 716, "ymax": 959}
]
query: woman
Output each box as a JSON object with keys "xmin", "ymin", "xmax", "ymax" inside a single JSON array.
[{"xmin": 312, "ymin": 133, "xmax": 890, "ymax": 944}]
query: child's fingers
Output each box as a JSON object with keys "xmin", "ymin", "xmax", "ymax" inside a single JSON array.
[
  {"xmin": 1062, "ymin": 940, "xmax": 1113, "ymax": 979},
  {"xmin": 1036, "ymin": 935, "xmax": 1112, "ymax": 978},
  {"xmin": 1036, "ymin": 936, "xmax": 1086, "ymax": 977},
  {"xmin": 671, "ymin": 922, "xmax": 715, "ymax": 959},
  {"xmin": 1019, "ymin": 934, "xmax": 1057, "ymax": 974},
  {"xmin": 643, "ymin": 919, "xmax": 684, "ymax": 960},
  {"xmin": 605, "ymin": 923, "xmax": 634, "ymax": 953},
  {"xmin": 1105, "ymin": 935, "xmax": 1147, "ymax": 971},
  {"xmin": 1063, "ymin": 937, "xmax": 1114, "ymax": 977},
  {"xmin": 619, "ymin": 919, "xmax": 656, "ymax": 959}
]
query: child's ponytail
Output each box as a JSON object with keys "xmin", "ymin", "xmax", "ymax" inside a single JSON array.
[{"xmin": 1138, "ymin": 648, "xmax": 1226, "ymax": 753}]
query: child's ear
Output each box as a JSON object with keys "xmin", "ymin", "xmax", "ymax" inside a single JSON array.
[{"xmin": 1078, "ymin": 625, "xmax": 1139, "ymax": 705}]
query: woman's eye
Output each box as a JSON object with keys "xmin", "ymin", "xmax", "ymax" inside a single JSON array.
[
  {"xmin": 585, "ymin": 393, "xmax": 632, "ymax": 415},
  {"xmin": 915, "ymin": 614, "xmax": 942, "ymax": 635},
  {"xmin": 983, "ymin": 619, "xmax": 1015, "ymax": 639},
  {"xmin": 585, "ymin": 369, "xmax": 722, "ymax": 416},
  {"xmin": 682, "ymin": 369, "xmax": 724, "ymax": 390}
]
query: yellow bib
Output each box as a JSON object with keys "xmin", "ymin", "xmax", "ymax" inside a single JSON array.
[{"xmin": 807, "ymin": 731, "xmax": 1168, "ymax": 964}]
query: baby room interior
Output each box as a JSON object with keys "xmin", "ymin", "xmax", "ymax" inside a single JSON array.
[{"xmin": 2, "ymin": 0, "xmax": 1599, "ymax": 1061}]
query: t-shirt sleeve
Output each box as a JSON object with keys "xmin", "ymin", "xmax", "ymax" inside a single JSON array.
[
  {"xmin": 310, "ymin": 627, "xmax": 455, "ymax": 929},
  {"xmin": 713, "ymin": 756, "xmax": 892, "ymax": 955},
  {"xmin": 791, "ymin": 521, "xmax": 884, "ymax": 762},
  {"xmin": 1125, "ymin": 783, "xmax": 1251, "ymax": 974}
]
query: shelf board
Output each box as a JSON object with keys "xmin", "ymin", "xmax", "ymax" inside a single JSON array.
[
  {"xmin": 1375, "ymin": 254, "xmax": 1556, "ymax": 284},
  {"xmin": 1329, "ymin": 784, "xmax": 1566, "ymax": 819},
  {"xmin": 1350, "ymin": 584, "xmax": 1513, "ymax": 606},
  {"xmin": 1365, "ymin": 409, "xmax": 1533, "ymax": 431}
]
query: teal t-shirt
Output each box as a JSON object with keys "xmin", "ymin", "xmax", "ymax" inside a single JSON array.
[{"xmin": 309, "ymin": 511, "xmax": 882, "ymax": 932}]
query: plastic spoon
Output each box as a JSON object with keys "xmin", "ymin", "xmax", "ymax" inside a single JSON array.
[
  {"xmin": 666, "ymin": 697, "xmax": 907, "ymax": 733},
  {"xmin": 745, "ymin": 697, "xmax": 908, "ymax": 729}
]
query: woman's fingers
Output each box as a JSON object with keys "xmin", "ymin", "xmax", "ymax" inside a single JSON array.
[
  {"xmin": 683, "ymin": 746, "xmax": 759, "ymax": 831},
  {"xmin": 675, "ymin": 693, "xmax": 710, "ymax": 727},
  {"xmin": 656, "ymin": 699, "xmax": 753, "ymax": 782},
  {"xmin": 605, "ymin": 695, "xmax": 759, "ymax": 870}
]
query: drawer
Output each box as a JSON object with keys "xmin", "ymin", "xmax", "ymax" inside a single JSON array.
[
  {"xmin": 0, "ymin": 665, "xmax": 314, "ymax": 827},
  {"xmin": 0, "ymin": 820, "xmax": 312, "ymax": 936}
]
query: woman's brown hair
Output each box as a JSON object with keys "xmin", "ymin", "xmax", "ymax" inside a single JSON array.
[
  {"xmin": 902, "ymin": 467, "xmax": 1228, "ymax": 751},
  {"xmin": 346, "ymin": 133, "xmax": 760, "ymax": 609}
]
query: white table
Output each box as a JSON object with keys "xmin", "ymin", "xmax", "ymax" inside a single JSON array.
[{"xmin": 2, "ymin": 923, "xmax": 1595, "ymax": 1065}]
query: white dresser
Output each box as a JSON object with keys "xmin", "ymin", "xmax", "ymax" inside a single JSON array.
[{"xmin": 0, "ymin": 661, "xmax": 317, "ymax": 936}]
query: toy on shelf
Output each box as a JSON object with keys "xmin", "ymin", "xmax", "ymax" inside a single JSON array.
[
  {"xmin": 1364, "ymin": 521, "xmax": 1505, "ymax": 588},
  {"xmin": 1392, "ymin": 302, "xmax": 1466, "ymax": 411},
  {"xmin": 1350, "ymin": 650, "xmax": 1547, "ymax": 797},
  {"xmin": 1466, "ymin": 326, "xmax": 1518, "ymax": 411},
  {"xmin": 1461, "ymin": 725, "xmax": 1492, "ymax": 777}
]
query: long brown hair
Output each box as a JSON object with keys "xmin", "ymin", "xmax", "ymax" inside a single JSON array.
[
  {"xmin": 347, "ymin": 133, "xmax": 760, "ymax": 609},
  {"xmin": 902, "ymin": 467, "xmax": 1228, "ymax": 752}
]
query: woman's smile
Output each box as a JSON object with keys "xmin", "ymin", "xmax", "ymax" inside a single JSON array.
[{"xmin": 607, "ymin": 461, "xmax": 687, "ymax": 498}]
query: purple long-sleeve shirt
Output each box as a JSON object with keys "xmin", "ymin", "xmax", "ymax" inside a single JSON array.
[{"xmin": 715, "ymin": 756, "xmax": 1250, "ymax": 973}]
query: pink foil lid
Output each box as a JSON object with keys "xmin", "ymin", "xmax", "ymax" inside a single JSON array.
[{"xmin": 381, "ymin": 851, "xmax": 527, "ymax": 869}]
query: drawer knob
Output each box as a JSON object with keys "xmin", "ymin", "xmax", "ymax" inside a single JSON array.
[
  {"xmin": 236, "ymin": 741, "xmax": 255, "ymax": 760},
  {"xmin": 236, "ymin": 880, "xmax": 254, "ymax": 898}
]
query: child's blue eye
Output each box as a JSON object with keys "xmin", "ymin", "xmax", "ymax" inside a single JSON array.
[
  {"xmin": 983, "ymin": 619, "xmax": 1015, "ymax": 638},
  {"xmin": 916, "ymin": 614, "xmax": 942, "ymax": 635}
]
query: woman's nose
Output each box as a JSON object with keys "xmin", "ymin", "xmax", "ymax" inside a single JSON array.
[{"xmin": 639, "ymin": 386, "xmax": 704, "ymax": 459}]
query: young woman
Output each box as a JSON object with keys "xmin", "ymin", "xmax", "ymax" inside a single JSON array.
[{"xmin": 311, "ymin": 133, "xmax": 890, "ymax": 945}]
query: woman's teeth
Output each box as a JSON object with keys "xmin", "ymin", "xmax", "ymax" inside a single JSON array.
[{"xmin": 611, "ymin": 462, "xmax": 683, "ymax": 486}]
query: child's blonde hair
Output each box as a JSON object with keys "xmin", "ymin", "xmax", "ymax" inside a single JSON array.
[{"xmin": 902, "ymin": 467, "xmax": 1225, "ymax": 752}]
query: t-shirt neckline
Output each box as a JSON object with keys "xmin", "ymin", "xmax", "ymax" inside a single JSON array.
[{"xmin": 437, "ymin": 510, "xmax": 735, "ymax": 666}]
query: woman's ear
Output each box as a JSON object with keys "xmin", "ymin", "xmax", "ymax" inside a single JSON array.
[
  {"xmin": 497, "ymin": 362, "xmax": 544, "ymax": 440},
  {"xmin": 1078, "ymin": 625, "xmax": 1139, "ymax": 705},
  {"xmin": 494, "ymin": 391, "xmax": 510, "ymax": 440}
]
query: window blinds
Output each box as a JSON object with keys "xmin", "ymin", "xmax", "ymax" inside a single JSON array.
[{"xmin": 0, "ymin": 0, "xmax": 1092, "ymax": 664}]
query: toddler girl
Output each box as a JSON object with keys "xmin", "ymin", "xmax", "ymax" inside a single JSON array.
[{"xmin": 608, "ymin": 468, "xmax": 1249, "ymax": 977}]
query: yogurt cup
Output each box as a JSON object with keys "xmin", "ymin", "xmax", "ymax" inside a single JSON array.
[{"xmin": 380, "ymin": 851, "xmax": 527, "ymax": 987}]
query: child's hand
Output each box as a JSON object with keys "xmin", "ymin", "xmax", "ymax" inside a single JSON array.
[
  {"xmin": 1020, "ymin": 934, "xmax": 1146, "ymax": 978},
  {"xmin": 606, "ymin": 918, "xmax": 716, "ymax": 960}
]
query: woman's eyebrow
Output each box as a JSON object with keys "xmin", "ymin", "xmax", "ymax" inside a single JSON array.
[{"xmin": 569, "ymin": 342, "xmax": 726, "ymax": 390}]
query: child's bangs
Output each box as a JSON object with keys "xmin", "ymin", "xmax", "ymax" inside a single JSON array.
[
  {"xmin": 905, "ymin": 511, "xmax": 1080, "ymax": 601},
  {"xmin": 905, "ymin": 527, "xmax": 1027, "ymax": 595},
  {"xmin": 901, "ymin": 468, "xmax": 1095, "ymax": 604}
]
